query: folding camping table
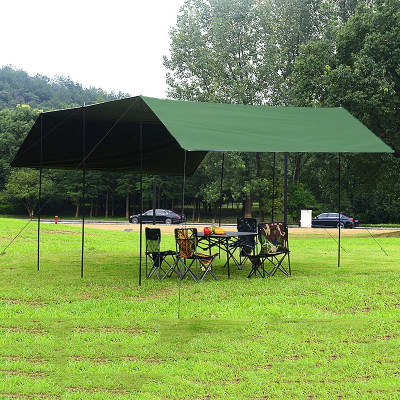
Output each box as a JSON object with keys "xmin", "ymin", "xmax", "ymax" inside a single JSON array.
[{"xmin": 197, "ymin": 231, "xmax": 258, "ymax": 278}]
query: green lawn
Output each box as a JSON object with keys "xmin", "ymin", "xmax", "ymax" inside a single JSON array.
[{"xmin": 0, "ymin": 219, "xmax": 399, "ymax": 399}]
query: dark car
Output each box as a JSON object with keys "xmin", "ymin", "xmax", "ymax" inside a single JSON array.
[
  {"xmin": 312, "ymin": 213, "xmax": 359, "ymax": 229},
  {"xmin": 129, "ymin": 209, "xmax": 186, "ymax": 225}
]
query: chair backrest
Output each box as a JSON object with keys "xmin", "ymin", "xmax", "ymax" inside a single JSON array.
[
  {"xmin": 237, "ymin": 218, "xmax": 257, "ymax": 254},
  {"xmin": 145, "ymin": 227, "xmax": 161, "ymax": 253},
  {"xmin": 258, "ymin": 222, "xmax": 288, "ymax": 254},
  {"xmin": 175, "ymin": 228, "xmax": 197, "ymax": 258},
  {"xmin": 237, "ymin": 218, "xmax": 257, "ymax": 233}
]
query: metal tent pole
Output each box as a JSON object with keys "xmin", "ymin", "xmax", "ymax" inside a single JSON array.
[
  {"xmin": 284, "ymin": 152, "xmax": 290, "ymax": 276},
  {"xmin": 338, "ymin": 152, "xmax": 341, "ymax": 268},
  {"xmin": 272, "ymin": 152, "xmax": 276, "ymax": 223},
  {"xmin": 81, "ymin": 106, "xmax": 86, "ymax": 278},
  {"xmin": 178, "ymin": 150, "xmax": 188, "ymax": 318},
  {"xmin": 139, "ymin": 98, "xmax": 143, "ymax": 286},
  {"xmin": 181, "ymin": 151, "xmax": 187, "ymax": 222},
  {"xmin": 37, "ymin": 114, "xmax": 43, "ymax": 271},
  {"xmin": 284, "ymin": 152, "xmax": 288, "ymax": 225},
  {"xmin": 218, "ymin": 152, "xmax": 225, "ymax": 227},
  {"xmin": 152, "ymin": 175, "xmax": 157, "ymax": 225}
]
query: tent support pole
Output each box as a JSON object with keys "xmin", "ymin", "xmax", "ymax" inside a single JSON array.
[
  {"xmin": 284, "ymin": 152, "xmax": 288, "ymax": 225},
  {"xmin": 338, "ymin": 152, "xmax": 341, "ymax": 268},
  {"xmin": 284, "ymin": 152, "xmax": 290, "ymax": 276},
  {"xmin": 218, "ymin": 152, "xmax": 225, "ymax": 227},
  {"xmin": 181, "ymin": 151, "xmax": 187, "ymax": 223},
  {"xmin": 81, "ymin": 106, "xmax": 86, "ymax": 278},
  {"xmin": 139, "ymin": 98, "xmax": 143, "ymax": 286},
  {"xmin": 272, "ymin": 153, "xmax": 276, "ymax": 223},
  {"xmin": 37, "ymin": 114, "xmax": 43, "ymax": 271},
  {"xmin": 178, "ymin": 150, "xmax": 188, "ymax": 318},
  {"xmin": 152, "ymin": 175, "xmax": 157, "ymax": 225}
]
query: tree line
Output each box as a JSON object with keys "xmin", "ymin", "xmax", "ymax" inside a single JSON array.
[
  {"xmin": 0, "ymin": 0, "xmax": 399, "ymax": 223},
  {"xmin": 163, "ymin": 0, "xmax": 400, "ymax": 223}
]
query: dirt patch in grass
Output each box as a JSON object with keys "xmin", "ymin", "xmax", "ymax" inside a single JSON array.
[
  {"xmin": 66, "ymin": 387, "xmax": 131, "ymax": 395},
  {"xmin": 1, "ymin": 298, "xmax": 50, "ymax": 307},
  {"xmin": 1, "ymin": 326, "xmax": 48, "ymax": 335},
  {"xmin": 0, "ymin": 394, "xmax": 61, "ymax": 399},
  {"xmin": 68, "ymin": 356, "xmax": 111, "ymax": 363},
  {"xmin": 0, "ymin": 356, "xmax": 49, "ymax": 363},
  {"xmin": 372, "ymin": 230, "xmax": 400, "ymax": 238},
  {"xmin": 72, "ymin": 326, "xmax": 144, "ymax": 335},
  {"xmin": 138, "ymin": 286, "xmax": 177, "ymax": 300},
  {"xmin": 1, "ymin": 369, "xmax": 49, "ymax": 378}
]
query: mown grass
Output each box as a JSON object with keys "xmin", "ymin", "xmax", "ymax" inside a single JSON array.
[{"xmin": 0, "ymin": 218, "xmax": 399, "ymax": 399}]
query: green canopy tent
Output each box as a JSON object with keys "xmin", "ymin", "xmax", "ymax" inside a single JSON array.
[
  {"xmin": 11, "ymin": 96, "xmax": 393, "ymax": 279},
  {"xmin": 13, "ymin": 96, "xmax": 393, "ymax": 171}
]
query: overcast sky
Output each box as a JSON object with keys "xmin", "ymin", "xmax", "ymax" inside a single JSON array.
[{"xmin": 2, "ymin": 0, "xmax": 185, "ymax": 98}]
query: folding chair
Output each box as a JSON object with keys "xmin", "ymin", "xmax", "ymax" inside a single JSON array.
[
  {"xmin": 145, "ymin": 228, "xmax": 176, "ymax": 280},
  {"xmin": 229, "ymin": 218, "xmax": 258, "ymax": 269},
  {"xmin": 247, "ymin": 222, "xmax": 291, "ymax": 278},
  {"xmin": 175, "ymin": 228, "xmax": 218, "ymax": 281}
]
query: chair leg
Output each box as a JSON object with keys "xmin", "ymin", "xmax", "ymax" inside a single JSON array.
[
  {"xmin": 146, "ymin": 254, "xmax": 164, "ymax": 279},
  {"xmin": 161, "ymin": 256, "xmax": 178, "ymax": 280},
  {"xmin": 248, "ymin": 257, "xmax": 265, "ymax": 278},
  {"xmin": 199, "ymin": 261, "xmax": 218, "ymax": 281},
  {"xmin": 266, "ymin": 252, "xmax": 290, "ymax": 277},
  {"xmin": 177, "ymin": 258, "xmax": 198, "ymax": 282}
]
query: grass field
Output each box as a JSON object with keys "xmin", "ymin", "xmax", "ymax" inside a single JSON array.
[{"xmin": 1, "ymin": 218, "xmax": 399, "ymax": 399}]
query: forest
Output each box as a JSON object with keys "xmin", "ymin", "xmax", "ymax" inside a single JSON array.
[{"xmin": 0, "ymin": 0, "xmax": 399, "ymax": 224}]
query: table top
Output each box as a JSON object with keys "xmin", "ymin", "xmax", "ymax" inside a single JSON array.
[{"xmin": 197, "ymin": 230, "xmax": 257, "ymax": 238}]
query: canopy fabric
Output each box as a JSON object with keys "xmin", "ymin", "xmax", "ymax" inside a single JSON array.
[
  {"xmin": 11, "ymin": 95, "xmax": 393, "ymax": 175},
  {"xmin": 143, "ymin": 96, "xmax": 393, "ymax": 153},
  {"xmin": 11, "ymin": 96, "xmax": 206, "ymax": 176}
]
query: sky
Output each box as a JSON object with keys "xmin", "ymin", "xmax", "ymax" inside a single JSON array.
[{"xmin": 2, "ymin": 0, "xmax": 185, "ymax": 99}]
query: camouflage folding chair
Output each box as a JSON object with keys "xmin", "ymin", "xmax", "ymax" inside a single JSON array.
[
  {"xmin": 175, "ymin": 228, "xmax": 218, "ymax": 281},
  {"xmin": 247, "ymin": 223, "xmax": 291, "ymax": 278},
  {"xmin": 229, "ymin": 217, "xmax": 258, "ymax": 269},
  {"xmin": 145, "ymin": 228, "xmax": 176, "ymax": 280}
]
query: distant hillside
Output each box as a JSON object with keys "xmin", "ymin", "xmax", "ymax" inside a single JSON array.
[{"xmin": 0, "ymin": 65, "xmax": 130, "ymax": 111}]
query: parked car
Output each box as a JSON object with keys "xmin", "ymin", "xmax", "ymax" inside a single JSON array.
[
  {"xmin": 312, "ymin": 213, "xmax": 359, "ymax": 229},
  {"xmin": 129, "ymin": 209, "xmax": 186, "ymax": 225}
]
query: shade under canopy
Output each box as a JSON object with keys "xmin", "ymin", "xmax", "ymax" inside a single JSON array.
[{"xmin": 11, "ymin": 96, "xmax": 393, "ymax": 175}]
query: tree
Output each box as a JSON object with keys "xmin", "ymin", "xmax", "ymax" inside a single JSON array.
[
  {"xmin": 0, "ymin": 105, "xmax": 39, "ymax": 190},
  {"xmin": 0, "ymin": 65, "xmax": 130, "ymax": 111},
  {"xmin": 2, "ymin": 169, "xmax": 55, "ymax": 217},
  {"xmin": 165, "ymin": 0, "xmax": 280, "ymax": 217},
  {"xmin": 287, "ymin": 182, "xmax": 318, "ymax": 221},
  {"xmin": 269, "ymin": 0, "xmax": 335, "ymax": 106},
  {"xmin": 164, "ymin": 0, "xmax": 345, "ymax": 217},
  {"xmin": 291, "ymin": 0, "xmax": 400, "ymax": 154},
  {"xmin": 288, "ymin": 0, "xmax": 400, "ymax": 222},
  {"xmin": 164, "ymin": 0, "xmax": 275, "ymax": 105}
]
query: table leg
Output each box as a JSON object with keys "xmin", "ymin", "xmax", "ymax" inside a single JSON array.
[{"xmin": 226, "ymin": 238, "xmax": 230, "ymax": 279}]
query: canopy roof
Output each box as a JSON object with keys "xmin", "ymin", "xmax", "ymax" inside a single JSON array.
[{"xmin": 11, "ymin": 95, "xmax": 393, "ymax": 176}]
